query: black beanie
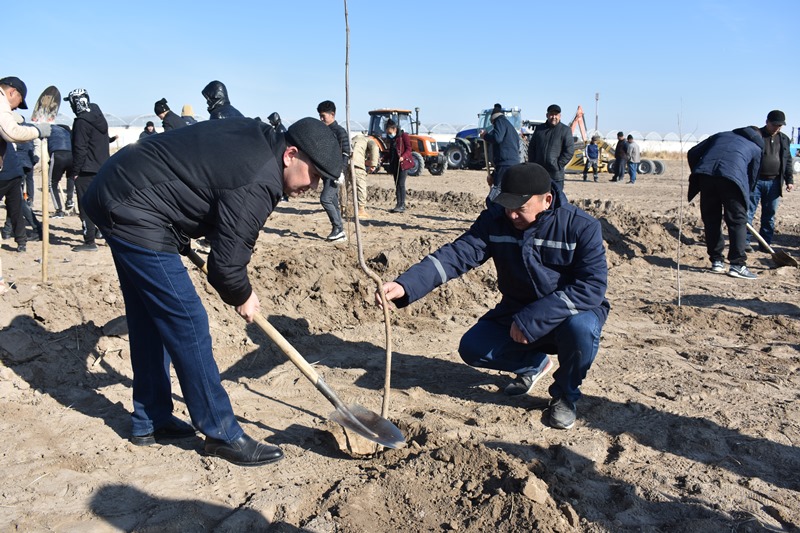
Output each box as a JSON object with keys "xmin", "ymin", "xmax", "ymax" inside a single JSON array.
[
  {"xmin": 286, "ymin": 117, "xmax": 343, "ymax": 181},
  {"xmin": 154, "ymin": 98, "xmax": 169, "ymax": 115}
]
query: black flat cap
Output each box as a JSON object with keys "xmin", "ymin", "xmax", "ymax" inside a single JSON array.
[
  {"xmin": 286, "ymin": 117, "xmax": 343, "ymax": 180},
  {"xmin": 494, "ymin": 163, "xmax": 552, "ymax": 209}
]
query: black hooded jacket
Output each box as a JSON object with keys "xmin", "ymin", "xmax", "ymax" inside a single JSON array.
[
  {"xmin": 71, "ymin": 103, "xmax": 110, "ymax": 176},
  {"xmin": 83, "ymin": 118, "xmax": 285, "ymax": 306},
  {"xmin": 202, "ymin": 81, "xmax": 244, "ymax": 119}
]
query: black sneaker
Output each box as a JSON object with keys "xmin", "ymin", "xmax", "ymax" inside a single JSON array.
[
  {"xmin": 53, "ymin": 210, "xmax": 65, "ymax": 219},
  {"xmin": 17, "ymin": 244, "xmax": 26, "ymax": 253},
  {"xmin": 65, "ymin": 201, "xmax": 74, "ymax": 211},
  {"xmin": 72, "ymin": 242, "xmax": 98, "ymax": 252},
  {"xmin": 548, "ymin": 397, "xmax": 577, "ymax": 429},
  {"xmin": 504, "ymin": 358, "xmax": 554, "ymax": 396}
]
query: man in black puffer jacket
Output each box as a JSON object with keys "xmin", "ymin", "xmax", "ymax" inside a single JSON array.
[
  {"xmin": 64, "ymin": 88, "xmax": 113, "ymax": 252},
  {"xmin": 84, "ymin": 117, "xmax": 342, "ymax": 467},
  {"xmin": 528, "ymin": 104, "xmax": 574, "ymax": 191}
]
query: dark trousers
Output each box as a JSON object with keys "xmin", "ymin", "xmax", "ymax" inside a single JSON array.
[
  {"xmin": 699, "ymin": 175, "xmax": 748, "ymax": 266},
  {"xmin": 3, "ymin": 189, "xmax": 40, "ymax": 238},
  {"xmin": 106, "ymin": 235, "xmax": 243, "ymax": 440},
  {"xmin": 458, "ymin": 310, "xmax": 603, "ymax": 403},
  {"xmin": 50, "ymin": 151, "xmax": 74, "ymax": 211},
  {"xmin": 392, "ymin": 166, "xmax": 408, "ymax": 208},
  {"xmin": 613, "ymin": 158, "xmax": 626, "ymax": 180},
  {"xmin": 0, "ymin": 177, "xmax": 26, "ymax": 245},
  {"xmin": 75, "ymin": 173, "xmax": 98, "ymax": 243}
]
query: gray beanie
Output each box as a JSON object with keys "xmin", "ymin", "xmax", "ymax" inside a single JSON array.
[{"xmin": 286, "ymin": 117, "xmax": 343, "ymax": 180}]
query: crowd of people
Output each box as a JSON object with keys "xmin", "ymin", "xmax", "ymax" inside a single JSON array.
[{"xmin": 0, "ymin": 76, "xmax": 794, "ymax": 467}]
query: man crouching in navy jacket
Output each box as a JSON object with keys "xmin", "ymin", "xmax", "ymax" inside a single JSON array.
[
  {"xmin": 84, "ymin": 117, "xmax": 342, "ymax": 466},
  {"xmin": 376, "ymin": 163, "xmax": 609, "ymax": 430}
]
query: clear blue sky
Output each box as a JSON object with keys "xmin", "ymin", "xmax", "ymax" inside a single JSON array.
[{"xmin": 9, "ymin": 1, "xmax": 799, "ymax": 138}]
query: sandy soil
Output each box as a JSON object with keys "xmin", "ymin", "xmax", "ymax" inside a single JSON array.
[{"xmin": 1, "ymin": 161, "xmax": 799, "ymax": 532}]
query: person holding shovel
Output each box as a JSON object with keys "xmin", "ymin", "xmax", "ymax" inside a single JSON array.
[
  {"xmin": 687, "ymin": 126, "xmax": 764, "ymax": 279},
  {"xmin": 375, "ymin": 163, "xmax": 609, "ymax": 430},
  {"xmin": 83, "ymin": 117, "xmax": 342, "ymax": 466},
  {"xmin": 480, "ymin": 103, "xmax": 520, "ymax": 198}
]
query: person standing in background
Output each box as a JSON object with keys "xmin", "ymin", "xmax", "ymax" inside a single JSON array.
[
  {"xmin": 626, "ymin": 134, "xmax": 641, "ymax": 185},
  {"xmin": 385, "ymin": 119, "xmax": 413, "ymax": 213},
  {"xmin": 528, "ymin": 104, "xmax": 574, "ymax": 191},
  {"xmin": 202, "ymin": 81, "xmax": 244, "ymax": 119},
  {"xmin": 154, "ymin": 99, "xmax": 189, "ymax": 131},
  {"xmin": 316, "ymin": 100, "xmax": 349, "ymax": 242},
  {"xmin": 746, "ymin": 110, "xmax": 794, "ymax": 251},
  {"xmin": 48, "ymin": 123, "xmax": 74, "ymax": 217},
  {"xmin": 180, "ymin": 104, "xmax": 197, "ymax": 126},
  {"xmin": 611, "ymin": 131, "xmax": 627, "ymax": 182},
  {"xmin": 480, "ymin": 103, "xmax": 520, "ymax": 198},
  {"xmin": 64, "ymin": 88, "xmax": 111, "ymax": 252},
  {"xmin": 350, "ymin": 133, "xmax": 379, "ymax": 218}
]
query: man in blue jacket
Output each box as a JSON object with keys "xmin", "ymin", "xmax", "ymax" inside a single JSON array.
[
  {"xmin": 376, "ymin": 163, "xmax": 609, "ymax": 430},
  {"xmin": 84, "ymin": 117, "xmax": 342, "ymax": 466},
  {"xmin": 480, "ymin": 104, "xmax": 520, "ymax": 196},
  {"xmin": 688, "ymin": 126, "xmax": 764, "ymax": 279}
]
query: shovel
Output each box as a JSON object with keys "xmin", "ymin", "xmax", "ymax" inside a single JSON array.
[
  {"xmin": 185, "ymin": 248, "xmax": 406, "ymax": 449},
  {"xmin": 746, "ymin": 223, "xmax": 798, "ymax": 268},
  {"xmin": 31, "ymin": 86, "xmax": 61, "ymax": 282}
]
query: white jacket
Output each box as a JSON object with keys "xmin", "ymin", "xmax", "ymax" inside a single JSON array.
[{"xmin": 0, "ymin": 87, "xmax": 40, "ymax": 143}]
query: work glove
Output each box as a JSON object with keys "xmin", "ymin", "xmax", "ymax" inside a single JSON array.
[
  {"xmin": 336, "ymin": 172, "xmax": 345, "ymax": 187},
  {"xmin": 34, "ymin": 123, "xmax": 51, "ymax": 138}
]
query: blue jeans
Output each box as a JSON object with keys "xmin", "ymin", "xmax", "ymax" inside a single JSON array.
[
  {"xmin": 459, "ymin": 310, "xmax": 602, "ymax": 402},
  {"xmin": 628, "ymin": 162, "xmax": 638, "ymax": 183},
  {"xmin": 320, "ymin": 177, "xmax": 343, "ymax": 233},
  {"xmin": 106, "ymin": 235, "xmax": 243, "ymax": 441},
  {"xmin": 747, "ymin": 178, "xmax": 781, "ymax": 245}
]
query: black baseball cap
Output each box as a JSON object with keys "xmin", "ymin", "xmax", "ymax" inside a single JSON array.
[
  {"xmin": 767, "ymin": 110, "xmax": 786, "ymax": 126},
  {"xmin": 494, "ymin": 163, "xmax": 552, "ymax": 210},
  {"xmin": 0, "ymin": 76, "xmax": 28, "ymax": 109}
]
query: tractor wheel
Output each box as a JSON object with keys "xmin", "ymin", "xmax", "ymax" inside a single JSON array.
[
  {"xmin": 445, "ymin": 144, "xmax": 467, "ymax": 170},
  {"xmin": 408, "ymin": 152, "xmax": 425, "ymax": 176},
  {"xmin": 607, "ymin": 159, "xmax": 616, "ymax": 174},
  {"xmin": 638, "ymin": 160, "xmax": 654, "ymax": 175},
  {"xmin": 652, "ymin": 159, "xmax": 665, "ymax": 175},
  {"xmin": 428, "ymin": 160, "xmax": 446, "ymax": 176},
  {"xmin": 792, "ymin": 157, "xmax": 800, "ymax": 174}
]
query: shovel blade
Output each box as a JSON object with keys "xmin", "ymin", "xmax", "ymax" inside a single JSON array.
[
  {"xmin": 329, "ymin": 404, "xmax": 405, "ymax": 449},
  {"xmin": 773, "ymin": 251, "xmax": 799, "ymax": 268}
]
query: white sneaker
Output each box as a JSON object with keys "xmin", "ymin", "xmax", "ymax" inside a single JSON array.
[{"xmin": 710, "ymin": 260, "xmax": 725, "ymax": 273}]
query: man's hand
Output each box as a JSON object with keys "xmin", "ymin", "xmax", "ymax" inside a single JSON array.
[
  {"xmin": 510, "ymin": 322, "xmax": 529, "ymax": 344},
  {"xmin": 787, "ymin": 183, "xmax": 794, "ymax": 193},
  {"xmin": 375, "ymin": 281, "xmax": 405, "ymax": 309},
  {"xmin": 235, "ymin": 292, "xmax": 261, "ymax": 323}
]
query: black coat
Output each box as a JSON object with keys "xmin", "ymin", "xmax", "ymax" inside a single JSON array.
[
  {"xmin": 161, "ymin": 110, "xmax": 190, "ymax": 131},
  {"xmin": 528, "ymin": 121, "xmax": 574, "ymax": 182},
  {"xmin": 83, "ymin": 118, "xmax": 285, "ymax": 306},
  {"xmin": 70, "ymin": 103, "xmax": 110, "ymax": 176}
]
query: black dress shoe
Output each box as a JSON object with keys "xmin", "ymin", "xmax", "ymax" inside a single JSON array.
[
  {"xmin": 204, "ymin": 434, "xmax": 284, "ymax": 466},
  {"xmin": 130, "ymin": 418, "xmax": 197, "ymax": 446}
]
